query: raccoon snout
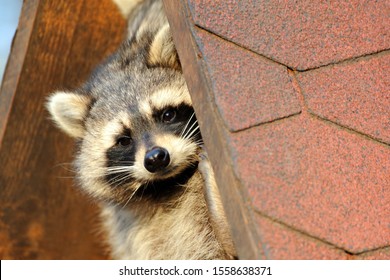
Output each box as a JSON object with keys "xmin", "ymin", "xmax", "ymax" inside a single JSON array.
[{"xmin": 144, "ymin": 147, "xmax": 170, "ymax": 173}]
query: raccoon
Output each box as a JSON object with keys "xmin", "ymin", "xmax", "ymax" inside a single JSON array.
[{"xmin": 46, "ymin": 0, "xmax": 236, "ymax": 259}]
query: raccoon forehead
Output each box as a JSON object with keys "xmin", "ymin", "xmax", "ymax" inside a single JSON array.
[{"xmin": 139, "ymin": 87, "xmax": 192, "ymax": 116}]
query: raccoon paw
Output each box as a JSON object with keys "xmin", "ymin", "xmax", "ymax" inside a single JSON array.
[
  {"xmin": 198, "ymin": 150, "xmax": 213, "ymax": 180},
  {"xmin": 198, "ymin": 150, "xmax": 238, "ymax": 259},
  {"xmin": 198, "ymin": 149, "xmax": 209, "ymax": 162}
]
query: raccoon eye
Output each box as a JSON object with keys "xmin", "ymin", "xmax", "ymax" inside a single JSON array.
[
  {"xmin": 162, "ymin": 108, "xmax": 177, "ymax": 123},
  {"xmin": 116, "ymin": 136, "xmax": 132, "ymax": 147}
]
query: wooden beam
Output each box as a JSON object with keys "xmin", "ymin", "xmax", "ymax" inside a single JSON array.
[
  {"xmin": 0, "ymin": 0, "xmax": 125, "ymax": 259},
  {"xmin": 163, "ymin": 0, "xmax": 263, "ymax": 259}
]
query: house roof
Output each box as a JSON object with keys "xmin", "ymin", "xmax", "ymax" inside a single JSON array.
[{"xmin": 164, "ymin": 0, "xmax": 390, "ymax": 259}]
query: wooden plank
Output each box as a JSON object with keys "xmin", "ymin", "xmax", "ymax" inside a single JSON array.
[
  {"xmin": 0, "ymin": 0, "xmax": 125, "ymax": 259},
  {"xmin": 0, "ymin": 0, "xmax": 40, "ymax": 146},
  {"xmin": 163, "ymin": 0, "xmax": 263, "ymax": 259}
]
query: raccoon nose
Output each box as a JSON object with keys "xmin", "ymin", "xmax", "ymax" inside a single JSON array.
[{"xmin": 144, "ymin": 147, "xmax": 170, "ymax": 173}]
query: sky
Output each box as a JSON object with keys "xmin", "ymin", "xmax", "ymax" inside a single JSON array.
[{"xmin": 0, "ymin": 0, "xmax": 23, "ymax": 82}]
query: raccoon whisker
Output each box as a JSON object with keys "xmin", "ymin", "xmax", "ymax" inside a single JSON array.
[
  {"xmin": 53, "ymin": 162, "xmax": 77, "ymax": 173},
  {"xmin": 190, "ymin": 131, "xmax": 202, "ymax": 140},
  {"xmin": 193, "ymin": 139, "xmax": 204, "ymax": 145},
  {"xmin": 139, "ymin": 182, "xmax": 149, "ymax": 201},
  {"xmin": 106, "ymin": 164, "xmax": 135, "ymax": 170},
  {"xmin": 106, "ymin": 171, "xmax": 132, "ymax": 178},
  {"xmin": 109, "ymin": 177, "xmax": 131, "ymax": 189},
  {"xmin": 106, "ymin": 165, "xmax": 137, "ymax": 173},
  {"xmin": 107, "ymin": 161, "xmax": 135, "ymax": 165},
  {"xmin": 106, "ymin": 166, "xmax": 133, "ymax": 170},
  {"xmin": 106, "ymin": 167, "xmax": 134, "ymax": 174},
  {"xmin": 183, "ymin": 122, "xmax": 198, "ymax": 139},
  {"xmin": 114, "ymin": 169, "xmax": 139, "ymax": 185},
  {"xmin": 180, "ymin": 112, "xmax": 195, "ymax": 138},
  {"xmin": 186, "ymin": 125, "xmax": 200, "ymax": 140},
  {"xmin": 182, "ymin": 114, "xmax": 198, "ymax": 138},
  {"xmin": 106, "ymin": 169, "xmax": 132, "ymax": 174},
  {"xmin": 183, "ymin": 119, "xmax": 198, "ymax": 140},
  {"xmin": 121, "ymin": 191, "xmax": 134, "ymax": 210},
  {"xmin": 194, "ymin": 141, "xmax": 203, "ymax": 147},
  {"xmin": 105, "ymin": 171, "xmax": 132, "ymax": 178},
  {"xmin": 118, "ymin": 182, "xmax": 142, "ymax": 209},
  {"xmin": 55, "ymin": 176, "xmax": 76, "ymax": 179},
  {"xmin": 107, "ymin": 176, "xmax": 126, "ymax": 187},
  {"xmin": 53, "ymin": 162, "xmax": 74, "ymax": 167},
  {"xmin": 106, "ymin": 170, "xmax": 135, "ymax": 186},
  {"xmin": 130, "ymin": 180, "xmax": 150, "ymax": 203}
]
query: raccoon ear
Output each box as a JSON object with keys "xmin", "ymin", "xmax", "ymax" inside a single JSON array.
[
  {"xmin": 112, "ymin": 0, "xmax": 143, "ymax": 18},
  {"xmin": 46, "ymin": 91, "xmax": 93, "ymax": 138},
  {"xmin": 147, "ymin": 24, "xmax": 181, "ymax": 70}
]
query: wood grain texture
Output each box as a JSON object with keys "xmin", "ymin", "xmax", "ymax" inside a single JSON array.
[
  {"xmin": 163, "ymin": 0, "xmax": 263, "ymax": 259},
  {"xmin": 0, "ymin": 0, "xmax": 125, "ymax": 259},
  {"xmin": 0, "ymin": 0, "xmax": 40, "ymax": 146}
]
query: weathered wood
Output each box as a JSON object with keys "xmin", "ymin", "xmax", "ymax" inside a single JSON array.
[
  {"xmin": 0, "ymin": 0, "xmax": 125, "ymax": 259},
  {"xmin": 163, "ymin": 0, "xmax": 263, "ymax": 259},
  {"xmin": 0, "ymin": 0, "xmax": 40, "ymax": 146}
]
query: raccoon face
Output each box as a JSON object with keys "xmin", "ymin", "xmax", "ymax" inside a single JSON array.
[
  {"xmin": 99, "ymin": 84, "xmax": 202, "ymax": 190},
  {"xmin": 47, "ymin": 73, "xmax": 201, "ymax": 204},
  {"xmin": 47, "ymin": 23, "xmax": 202, "ymax": 204}
]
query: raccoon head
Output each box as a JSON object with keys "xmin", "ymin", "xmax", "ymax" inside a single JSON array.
[{"xmin": 47, "ymin": 22, "xmax": 202, "ymax": 204}]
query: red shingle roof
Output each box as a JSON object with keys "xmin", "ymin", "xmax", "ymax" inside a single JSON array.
[
  {"xmin": 164, "ymin": 0, "xmax": 390, "ymax": 259},
  {"xmin": 190, "ymin": 0, "xmax": 390, "ymax": 70}
]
